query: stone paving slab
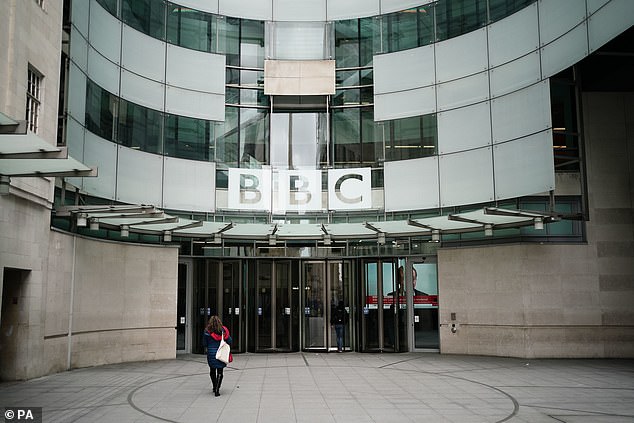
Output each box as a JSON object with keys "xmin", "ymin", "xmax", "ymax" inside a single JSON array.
[{"xmin": 1, "ymin": 353, "xmax": 633, "ymax": 422}]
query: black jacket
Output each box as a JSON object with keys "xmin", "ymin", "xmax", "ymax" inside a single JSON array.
[{"xmin": 331, "ymin": 306, "xmax": 348, "ymax": 325}]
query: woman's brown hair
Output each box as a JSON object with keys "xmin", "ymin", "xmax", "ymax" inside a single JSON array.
[{"xmin": 206, "ymin": 315, "xmax": 223, "ymax": 333}]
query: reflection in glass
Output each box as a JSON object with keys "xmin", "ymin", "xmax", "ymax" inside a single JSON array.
[
  {"xmin": 363, "ymin": 262, "xmax": 379, "ymax": 349},
  {"xmin": 121, "ymin": 0, "xmax": 165, "ymax": 40},
  {"xmin": 412, "ymin": 262, "xmax": 439, "ymax": 349},
  {"xmin": 167, "ymin": 6, "xmax": 217, "ymax": 53},
  {"xmin": 117, "ymin": 99, "xmax": 163, "ymax": 154},
  {"xmin": 361, "ymin": 109, "xmax": 382, "ymax": 164},
  {"xmin": 164, "ymin": 114, "xmax": 214, "ymax": 161},
  {"xmin": 96, "ymin": 0, "xmax": 117, "ymax": 16},
  {"xmin": 240, "ymin": 19, "xmax": 265, "ymax": 68},
  {"xmin": 269, "ymin": 21, "xmax": 331, "ymax": 60},
  {"xmin": 435, "ymin": 0, "xmax": 487, "ymax": 41},
  {"xmin": 359, "ymin": 17, "xmax": 379, "ymax": 67},
  {"xmin": 222, "ymin": 261, "xmax": 241, "ymax": 351},
  {"xmin": 385, "ymin": 8, "xmax": 419, "ymax": 52},
  {"xmin": 335, "ymin": 20, "xmax": 360, "ymax": 68},
  {"xmin": 222, "ymin": 17, "xmax": 241, "ymax": 66},
  {"xmin": 304, "ymin": 263, "xmax": 326, "ymax": 349},
  {"xmin": 386, "ymin": 114, "xmax": 437, "ymax": 161},
  {"xmin": 275, "ymin": 262, "xmax": 291, "ymax": 350},
  {"xmin": 216, "ymin": 107, "xmax": 239, "ymax": 167},
  {"xmin": 489, "ymin": 0, "xmax": 534, "ymax": 23},
  {"xmin": 333, "ymin": 108, "xmax": 361, "ymax": 165},
  {"xmin": 257, "ymin": 261, "xmax": 272, "ymax": 349},
  {"xmin": 239, "ymin": 108, "xmax": 268, "ymax": 167},
  {"xmin": 329, "ymin": 262, "xmax": 351, "ymax": 350},
  {"xmin": 85, "ymin": 79, "xmax": 117, "ymax": 141},
  {"xmin": 382, "ymin": 262, "xmax": 396, "ymax": 350}
]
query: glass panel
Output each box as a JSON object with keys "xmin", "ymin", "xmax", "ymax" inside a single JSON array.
[
  {"xmin": 329, "ymin": 262, "xmax": 351, "ymax": 351},
  {"xmin": 304, "ymin": 262, "xmax": 326, "ymax": 349},
  {"xmin": 397, "ymin": 260, "xmax": 408, "ymax": 351},
  {"xmin": 382, "ymin": 261, "xmax": 396, "ymax": 350},
  {"xmin": 240, "ymin": 70, "xmax": 265, "ymax": 104},
  {"xmin": 363, "ymin": 261, "xmax": 379, "ymax": 350},
  {"xmin": 292, "ymin": 113, "xmax": 320, "ymax": 168},
  {"xmin": 85, "ymin": 79, "xmax": 117, "ymax": 141},
  {"xmin": 550, "ymin": 78, "xmax": 579, "ymax": 172},
  {"xmin": 241, "ymin": 19, "xmax": 265, "ymax": 68},
  {"xmin": 222, "ymin": 261, "xmax": 240, "ymax": 352},
  {"xmin": 272, "ymin": 21, "xmax": 329, "ymax": 60},
  {"xmin": 221, "ymin": 17, "xmax": 241, "ymax": 66},
  {"xmin": 549, "ymin": 202, "xmax": 574, "ymax": 235},
  {"xmin": 336, "ymin": 70, "xmax": 359, "ymax": 90},
  {"xmin": 256, "ymin": 261, "xmax": 272, "ymax": 350},
  {"xmin": 387, "ymin": 115, "xmax": 420, "ymax": 161},
  {"xmin": 193, "ymin": 261, "xmax": 218, "ymax": 353},
  {"xmin": 239, "ymin": 108, "xmax": 268, "ymax": 167},
  {"xmin": 121, "ymin": 0, "xmax": 165, "ymax": 40},
  {"xmin": 361, "ymin": 108, "xmax": 382, "ymax": 165},
  {"xmin": 359, "ymin": 17, "xmax": 379, "ymax": 67},
  {"xmin": 216, "ymin": 107, "xmax": 239, "ymax": 167},
  {"xmin": 418, "ymin": 5, "xmax": 435, "ymax": 45},
  {"xmin": 166, "ymin": 6, "xmax": 216, "ymax": 53},
  {"xmin": 275, "ymin": 262, "xmax": 291, "ymax": 350},
  {"xmin": 117, "ymin": 99, "xmax": 163, "ymax": 154},
  {"xmin": 489, "ymin": 0, "xmax": 534, "ymax": 23},
  {"xmin": 335, "ymin": 20, "xmax": 359, "ymax": 68},
  {"xmin": 333, "ymin": 108, "xmax": 361, "ymax": 165},
  {"xmin": 385, "ymin": 8, "xmax": 419, "ymax": 53},
  {"xmin": 96, "ymin": 0, "xmax": 117, "ymax": 16},
  {"xmin": 435, "ymin": 0, "xmax": 487, "ymax": 41},
  {"xmin": 412, "ymin": 262, "xmax": 439, "ymax": 349},
  {"xmin": 164, "ymin": 114, "xmax": 213, "ymax": 161}
]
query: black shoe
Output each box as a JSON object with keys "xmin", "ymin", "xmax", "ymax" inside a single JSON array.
[{"xmin": 214, "ymin": 389, "xmax": 220, "ymax": 397}]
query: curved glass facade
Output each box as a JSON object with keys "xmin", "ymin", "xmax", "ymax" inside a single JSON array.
[
  {"xmin": 87, "ymin": 0, "xmax": 535, "ymax": 170},
  {"xmin": 66, "ymin": 0, "xmax": 584, "ymax": 223}
]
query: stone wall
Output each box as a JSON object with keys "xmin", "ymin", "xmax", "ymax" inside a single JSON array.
[
  {"xmin": 437, "ymin": 91, "xmax": 634, "ymax": 359},
  {"xmin": 1, "ymin": 229, "xmax": 178, "ymax": 381}
]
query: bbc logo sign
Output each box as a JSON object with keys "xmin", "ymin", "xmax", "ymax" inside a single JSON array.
[{"xmin": 227, "ymin": 167, "xmax": 372, "ymax": 212}]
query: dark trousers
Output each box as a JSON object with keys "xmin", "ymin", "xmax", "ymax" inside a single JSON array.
[{"xmin": 335, "ymin": 324, "xmax": 345, "ymax": 351}]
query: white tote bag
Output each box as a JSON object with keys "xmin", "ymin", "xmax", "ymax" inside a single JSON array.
[{"xmin": 215, "ymin": 332, "xmax": 230, "ymax": 364}]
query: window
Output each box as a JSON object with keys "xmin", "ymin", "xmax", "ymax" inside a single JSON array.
[{"xmin": 26, "ymin": 67, "xmax": 42, "ymax": 133}]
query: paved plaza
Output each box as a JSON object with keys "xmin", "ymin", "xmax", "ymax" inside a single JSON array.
[{"xmin": 1, "ymin": 353, "xmax": 633, "ymax": 422}]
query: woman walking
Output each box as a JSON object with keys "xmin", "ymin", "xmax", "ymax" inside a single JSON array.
[{"xmin": 203, "ymin": 315, "xmax": 232, "ymax": 396}]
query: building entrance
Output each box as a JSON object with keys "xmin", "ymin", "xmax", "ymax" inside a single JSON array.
[
  {"xmin": 303, "ymin": 261, "xmax": 353, "ymax": 351},
  {"xmin": 189, "ymin": 256, "xmax": 436, "ymax": 354}
]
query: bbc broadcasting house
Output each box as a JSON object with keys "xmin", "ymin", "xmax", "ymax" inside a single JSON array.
[{"xmin": 0, "ymin": 0, "xmax": 633, "ymax": 381}]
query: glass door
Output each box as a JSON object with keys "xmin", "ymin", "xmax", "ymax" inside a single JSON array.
[
  {"xmin": 255, "ymin": 260, "xmax": 294, "ymax": 351},
  {"xmin": 275, "ymin": 261, "xmax": 293, "ymax": 350},
  {"xmin": 303, "ymin": 261, "xmax": 327, "ymax": 350},
  {"xmin": 193, "ymin": 261, "xmax": 220, "ymax": 354},
  {"xmin": 328, "ymin": 261, "xmax": 352, "ymax": 351},
  {"xmin": 411, "ymin": 260, "xmax": 439, "ymax": 349},
  {"xmin": 361, "ymin": 259, "xmax": 399, "ymax": 352},
  {"xmin": 256, "ymin": 261, "xmax": 272, "ymax": 350},
  {"xmin": 221, "ymin": 261, "xmax": 242, "ymax": 352}
]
